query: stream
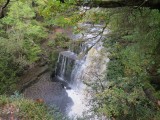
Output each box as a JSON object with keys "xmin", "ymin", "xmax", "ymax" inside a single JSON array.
[{"xmin": 23, "ymin": 23, "xmax": 109, "ymax": 119}]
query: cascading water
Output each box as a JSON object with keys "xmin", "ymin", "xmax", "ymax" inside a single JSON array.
[
  {"xmin": 56, "ymin": 51, "xmax": 77, "ymax": 83},
  {"xmin": 22, "ymin": 23, "xmax": 109, "ymax": 119},
  {"xmin": 55, "ymin": 23, "xmax": 109, "ymax": 119}
]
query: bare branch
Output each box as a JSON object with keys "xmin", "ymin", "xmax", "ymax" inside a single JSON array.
[{"xmin": 83, "ymin": 22, "xmax": 108, "ymax": 54}]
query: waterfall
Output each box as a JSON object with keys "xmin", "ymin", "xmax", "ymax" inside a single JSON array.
[
  {"xmin": 55, "ymin": 51, "xmax": 77, "ymax": 83},
  {"xmin": 55, "ymin": 23, "xmax": 109, "ymax": 119}
]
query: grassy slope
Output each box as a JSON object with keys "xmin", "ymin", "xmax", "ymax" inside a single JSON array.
[{"xmin": 0, "ymin": 95, "xmax": 54, "ymax": 120}]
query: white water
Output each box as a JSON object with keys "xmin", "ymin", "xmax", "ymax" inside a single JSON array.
[
  {"xmin": 66, "ymin": 85, "xmax": 89, "ymax": 118},
  {"xmin": 66, "ymin": 57, "xmax": 90, "ymax": 118},
  {"xmin": 55, "ymin": 23, "xmax": 109, "ymax": 119},
  {"xmin": 66, "ymin": 45, "xmax": 109, "ymax": 119},
  {"xmin": 66, "ymin": 26, "xmax": 109, "ymax": 119}
]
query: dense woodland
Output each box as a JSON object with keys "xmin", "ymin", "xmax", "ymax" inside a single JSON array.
[{"xmin": 0, "ymin": 0, "xmax": 160, "ymax": 120}]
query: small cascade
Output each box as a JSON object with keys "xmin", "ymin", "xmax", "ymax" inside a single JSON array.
[
  {"xmin": 54, "ymin": 23, "xmax": 109, "ymax": 119},
  {"xmin": 55, "ymin": 51, "xmax": 77, "ymax": 83}
]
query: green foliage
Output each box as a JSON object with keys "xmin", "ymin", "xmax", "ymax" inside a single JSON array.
[
  {"xmin": 54, "ymin": 33, "xmax": 71, "ymax": 49},
  {"xmin": 0, "ymin": 0, "xmax": 80, "ymax": 94},
  {"xmin": 0, "ymin": 1, "xmax": 47, "ymax": 94},
  {"xmin": 34, "ymin": 0, "xmax": 80, "ymax": 27},
  {"xmin": 47, "ymin": 34, "xmax": 72, "ymax": 71},
  {"xmin": 23, "ymin": 40, "xmax": 41, "ymax": 62},
  {"xmin": 0, "ymin": 95, "xmax": 66, "ymax": 120},
  {"xmin": 86, "ymin": 8, "xmax": 160, "ymax": 120},
  {"xmin": 82, "ymin": 8, "xmax": 111, "ymax": 24},
  {"xmin": 48, "ymin": 50, "xmax": 59, "ymax": 71},
  {"xmin": 1, "ymin": 0, "xmax": 160, "ymax": 119},
  {"xmin": 1, "ymin": 1, "xmax": 47, "ymax": 66},
  {"xmin": 0, "ymin": 47, "xmax": 18, "ymax": 94}
]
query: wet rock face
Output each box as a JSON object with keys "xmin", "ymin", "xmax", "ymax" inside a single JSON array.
[
  {"xmin": 55, "ymin": 51, "xmax": 76, "ymax": 83},
  {"xmin": 23, "ymin": 72, "xmax": 73, "ymax": 114},
  {"xmin": 51, "ymin": 76, "xmax": 72, "ymax": 90}
]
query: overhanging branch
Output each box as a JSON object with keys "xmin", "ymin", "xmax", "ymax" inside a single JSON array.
[
  {"xmin": 83, "ymin": 22, "xmax": 108, "ymax": 55},
  {"xmin": 77, "ymin": 0, "xmax": 160, "ymax": 10},
  {"xmin": 0, "ymin": 0, "xmax": 10, "ymax": 19}
]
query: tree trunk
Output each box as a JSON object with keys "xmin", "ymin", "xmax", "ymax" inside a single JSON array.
[
  {"xmin": 150, "ymin": 76, "xmax": 160, "ymax": 85},
  {"xmin": 0, "ymin": 0, "xmax": 10, "ymax": 19},
  {"xmin": 78, "ymin": 0, "xmax": 160, "ymax": 10}
]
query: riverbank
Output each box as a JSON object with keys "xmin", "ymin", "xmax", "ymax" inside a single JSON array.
[{"xmin": 23, "ymin": 72, "xmax": 73, "ymax": 114}]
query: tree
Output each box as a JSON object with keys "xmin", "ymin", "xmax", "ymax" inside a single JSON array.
[
  {"xmin": 0, "ymin": 1, "xmax": 47, "ymax": 94},
  {"xmin": 81, "ymin": 6, "xmax": 160, "ymax": 120}
]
